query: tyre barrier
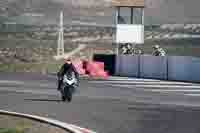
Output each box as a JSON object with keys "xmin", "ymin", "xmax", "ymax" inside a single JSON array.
[{"xmin": 0, "ymin": 110, "xmax": 96, "ymax": 133}]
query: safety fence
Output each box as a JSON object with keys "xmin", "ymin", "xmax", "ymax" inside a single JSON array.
[
  {"xmin": 115, "ymin": 55, "xmax": 200, "ymax": 82},
  {"xmin": 73, "ymin": 55, "xmax": 200, "ymax": 82}
]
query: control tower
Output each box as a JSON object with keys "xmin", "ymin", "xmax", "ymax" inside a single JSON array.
[{"xmin": 112, "ymin": 0, "xmax": 145, "ymax": 54}]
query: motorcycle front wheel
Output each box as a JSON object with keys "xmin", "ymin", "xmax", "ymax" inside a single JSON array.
[
  {"xmin": 62, "ymin": 95, "xmax": 66, "ymax": 101},
  {"xmin": 61, "ymin": 86, "xmax": 72, "ymax": 102},
  {"xmin": 66, "ymin": 87, "xmax": 72, "ymax": 102}
]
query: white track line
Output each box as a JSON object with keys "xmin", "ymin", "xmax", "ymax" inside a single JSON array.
[
  {"xmin": 109, "ymin": 84, "xmax": 200, "ymax": 93},
  {"xmin": 0, "ymin": 80, "xmax": 25, "ymax": 85},
  {"xmin": 0, "ymin": 80, "xmax": 55, "ymax": 88},
  {"xmin": 184, "ymin": 94, "xmax": 200, "ymax": 96},
  {"xmin": 109, "ymin": 84, "xmax": 200, "ymax": 89},
  {"xmin": 0, "ymin": 87, "xmax": 58, "ymax": 95},
  {"xmin": 89, "ymin": 80, "xmax": 196, "ymax": 85},
  {"xmin": 0, "ymin": 110, "xmax": 96, "ymax": 133},
  {"xmin": 144, "ymin": 89, "xmax": 200, "ymax": 92},
  {"xmin": 108, "ymin": 77, "xmax": 159, "ymax": 81}
]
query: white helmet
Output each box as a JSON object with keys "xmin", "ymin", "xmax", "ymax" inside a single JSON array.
[{"xmin": 153, "ymin": 45, "xmax": 160, "ymax": 49}]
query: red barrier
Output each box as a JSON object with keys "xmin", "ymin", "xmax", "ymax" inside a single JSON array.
[
  {"xmin": 73, "ymin": 60, "xmax": 86, "ymax": 75},
  {"xmin": 95, "ymin": 70, "xmax": 109, "ymax": 79},
  {"xmin": 72, "ymin": 60, "xmax": 109, "ymax": 79},
  {"xmin": 86, "ymin": 61, "xmax": 109, "ymax": 79},
  {"xmin": 86, "ymin": 62, "xmax": 104, "ymax": 71},
  {"xmin": 93, "ymin": 62, "xmax": 104, "ymax": 70}
]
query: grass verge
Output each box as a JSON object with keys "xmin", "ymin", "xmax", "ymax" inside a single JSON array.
[
  {"xmin": 0, "ymin": 128, "xmax": 25, "ymax": 133},
  {"xmin": 0, "ymin": 114, "xmax": 67, "ymax": 133}
]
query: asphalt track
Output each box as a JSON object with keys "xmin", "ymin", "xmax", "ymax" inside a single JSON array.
[{"xmin": 1, "ymin": 72, "xmax": 200, "ymax": 133}]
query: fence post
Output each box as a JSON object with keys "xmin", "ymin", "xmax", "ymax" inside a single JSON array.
[
  {"xmin": 138, "ymin": 55, "xmax": 140, "ymax": 78},
  {"xmin": 166, "ymin": 56, "xmax": 168, "ymax": 80},
  {"xmin": 115, "ymin": 54, "xmax": 119, "ymax": 76}
]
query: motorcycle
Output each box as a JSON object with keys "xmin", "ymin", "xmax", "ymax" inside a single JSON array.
[{"xmin": 60, "ymin": 71, "xmax": 78, "ymax": 102}]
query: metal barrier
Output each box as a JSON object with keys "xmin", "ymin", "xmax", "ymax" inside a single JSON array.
[
  {"xmin": 115, "ymin": 55, "xmax": 200, "ymax": 82},
  {"xmin": 140, "ymin": 55, "xmax": 167, "ymax": 80},
  {"xmin": 168, "ymin": 56, "xmax": 200, "ymax": 82},
  {"xmin": 115, "ymin": 55, "xmax": 139, "ymax": 77}
]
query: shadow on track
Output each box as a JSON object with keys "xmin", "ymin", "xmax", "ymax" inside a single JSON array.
[{"xmin": 24, "ymin": 98, "xmax": 62, "ymax": 102}]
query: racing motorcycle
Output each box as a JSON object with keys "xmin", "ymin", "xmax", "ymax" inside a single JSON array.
[{"xmin": 61, "ymin": 71, "xmax": 78, "ymax": 102}]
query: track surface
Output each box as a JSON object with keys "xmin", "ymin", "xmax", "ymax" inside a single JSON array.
[{"xmin": 1, "ymin": 72, "xmax": 200, "ymax": 133}]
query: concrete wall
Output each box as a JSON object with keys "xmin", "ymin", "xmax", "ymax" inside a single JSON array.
[
  {"xmin": 168, "ymin": 56, "xmax": 200, "ymax": 82},
  {"xmin": 115, "ymin": 55, "xmax": 139, "ymax": 77},
  {"xmin": 140, "ymin": 56, "xmax": 167, "ymax": 80}
]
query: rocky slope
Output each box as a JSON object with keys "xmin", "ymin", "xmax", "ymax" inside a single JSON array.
[
  {"xmin": 0, "ymin": 24, "xmax": 200, "ymax": 72},
  {"xmin": 1, "ymin": 0, "xmax": 200, "ymax": 25}
]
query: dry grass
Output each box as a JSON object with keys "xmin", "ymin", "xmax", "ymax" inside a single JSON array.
[{"xmin": 0, "ymin": 115, "xmax": 67, "ymax": 133}]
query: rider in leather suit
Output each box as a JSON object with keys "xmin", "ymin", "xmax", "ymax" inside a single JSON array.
[{"xmin": 57, "ymin": 59, "xmax": 79, "ymax": 90}]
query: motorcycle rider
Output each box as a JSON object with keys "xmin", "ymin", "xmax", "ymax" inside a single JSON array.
[
  {"xmin": 121, "ymin": 43, "xmax": 134, "ymax": 55},
  {"xmin": 152, "ymin": 45, "xmax": 166, "ymax": 56},
  {"xmin": 57, "ymin": 58, "xmax": 79, "ymax": 91},
  {"xmin": 126, "ymin": 43, "xmax": 133, "ymax": 55}
]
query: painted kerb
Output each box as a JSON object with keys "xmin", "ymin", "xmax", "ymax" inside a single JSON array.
[{"xmin": 0, "ymin": 110, "xmax": 96, "ymax": 133}]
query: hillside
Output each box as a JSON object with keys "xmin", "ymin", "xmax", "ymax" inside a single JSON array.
[
  {"xmin": 0, "ymin": 0, "xmax": 113, "ymax": 25},
  {"xmin": 1, "ymin": 0, "xmax": 200, "ymax": 25},
  {"xmin": 0, "ymin": 0, "xmax": 200, "ymax": 73}
]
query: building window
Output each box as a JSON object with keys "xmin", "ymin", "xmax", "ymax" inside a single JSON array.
[
  {"xmin": 117, "ymin": 7, "xmax": 143, "ymax": 24},
  {"xmin": 118, "ymin": 7, "xmax": 131, "ymax": 24},
  {"xmin": 131, "ymin": 8, "xmax": 143, "ymax": 24}
]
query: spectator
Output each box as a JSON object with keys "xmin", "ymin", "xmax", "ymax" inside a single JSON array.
[{"xmin": 152, "ymin": 45, "xmax": 166, "ymax": 56}]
